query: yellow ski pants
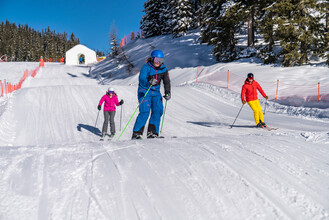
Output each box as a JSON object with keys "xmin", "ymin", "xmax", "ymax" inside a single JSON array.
[{"xmin": 247, "ymin": 99, "xmax": 264, "ymax": 125}]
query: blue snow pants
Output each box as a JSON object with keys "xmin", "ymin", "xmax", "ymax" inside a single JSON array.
[{"xmin": 133, "ymin": 91, "xmax": 163, "ymax": 135}]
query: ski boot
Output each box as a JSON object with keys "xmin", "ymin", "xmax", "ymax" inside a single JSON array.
[
  {"xmin": 131, "ymin": 132, "xmax": 143, "ymax": 140},
  {"xmin": 260, "ymin": 120, "xmax": 267, "ymax": 128},
  {"xmin": 100, "ymin": 133, "xmax": 107, "ymax": 141},
  {"xmin": 109, "ymin": 133, "xmax": 115, "ymax": 138},
  {"xmin": 147, "ymin": 132, "xmax": 159, "ymax": 139},
  {"xmin": 256, "ymin": 122, "xmax": 264, "ymax": 128}
]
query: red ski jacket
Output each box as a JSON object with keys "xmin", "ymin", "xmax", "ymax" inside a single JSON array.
[{"xmin": 241, "ymin": 80, "xmax": 267, "ymax": 102}]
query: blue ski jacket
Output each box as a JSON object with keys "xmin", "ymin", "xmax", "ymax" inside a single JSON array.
[{"xmin": 138, "ymin": 61, "xmax": 171, "ymax": 97}]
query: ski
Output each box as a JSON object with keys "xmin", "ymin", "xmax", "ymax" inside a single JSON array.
[
  {"xmin": 131, "ymin": 136, "xmax": 177, "ymax": 140},
  {"xmin": 263, "ymin": 126, "xmax": 278, "ymax": 131},
  {"xmin": 100, "ymin": 134, "xmax": 114, "ymax": 141},
  {"xmin": 158, "ymin": 136, "xmax": 177, "ymax": 138},
  {"xmin": 100, "ymin": 138, "xmax": 112, "ymax": 141}
]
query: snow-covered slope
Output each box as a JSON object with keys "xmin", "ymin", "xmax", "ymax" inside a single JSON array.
[
  {"xmin": 0, "ymin": 32, "xmax": 329, "ymax": 219},
  {"xmin": 91, "ymin": 30, "xmax": 329, "ymax": 108}
]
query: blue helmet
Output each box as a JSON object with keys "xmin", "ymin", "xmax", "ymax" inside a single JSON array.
[{"xmin": 151, "ymin": 50, "xmax": 164, "ymax": 58}]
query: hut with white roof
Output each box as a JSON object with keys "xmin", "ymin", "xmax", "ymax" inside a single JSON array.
[{"xmin": 65, "ymin": 44, "xmax": 96, "ymax": 65}]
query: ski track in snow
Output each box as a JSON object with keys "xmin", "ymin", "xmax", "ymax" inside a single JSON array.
[{"xmin": 0, "ymin": 63, "xmax": 329, "ymax": 220}]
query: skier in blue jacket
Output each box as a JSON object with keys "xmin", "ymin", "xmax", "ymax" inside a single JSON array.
[{"xmin": 132, "ymin": 50, "xmax": 171, "ymax": 139}]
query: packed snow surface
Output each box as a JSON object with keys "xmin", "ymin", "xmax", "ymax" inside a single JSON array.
[{"xmin": 0, "ymin": 32, "xmax": 329, "ymax": 220}]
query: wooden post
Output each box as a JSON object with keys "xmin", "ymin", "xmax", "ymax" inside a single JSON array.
[
  {"xmin": 0, "ymin": 81, "xmax": 3, "ymax": 96},
  {"xmin": 276, "ymin": 80, "xmax": 279, "ymax": 100},
  {"xmin": 4, "ymin": 80, "xmax": 7, "ymax": 95},
  {"xmin": 318, "ymin": 82, "xmax": 320, "ymax": 102},
  {"xmin": 196, "ymin": 66, "xmax": 199, "ymax": 82}
]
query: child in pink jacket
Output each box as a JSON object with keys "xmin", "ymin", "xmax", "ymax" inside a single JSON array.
[{"xmin": 98, "ymin": 87, "xmax": 124, "ymax": 138}]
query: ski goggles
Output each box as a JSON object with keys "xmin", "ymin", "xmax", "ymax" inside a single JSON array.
[
  {"xmin": 108, "ymin": 91, "xmax": 114, "ymax": 94},
  {"xmin": 153, "ymin": 57, "xmax": 164, "ymax": 64}
]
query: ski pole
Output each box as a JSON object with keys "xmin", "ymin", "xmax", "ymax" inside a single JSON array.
[
  {"xmin": 94, "ymin": 110, "xmax": 100, "ymax": 134},
  {"xmin": 160, "ymin": 100, "xmax": 167, "ymax": 134},
  {"xmin": 263, "ymin": 99, "xmax": 268, "ymax": 115},
  {"xmin": 230, "ymin": 104, "xmax": 244, "ymax": 128},
  {"xmin": 120, "ymin": 104, "xmax": 123, "ymax": 131},
  {"xmin": 117, "ymin": 85, "xmax": 152, "ymax": 140}
]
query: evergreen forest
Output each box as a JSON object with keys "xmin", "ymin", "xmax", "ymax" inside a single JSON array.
[
  {"xmin": 140, "ymin": 0, "xmax": 329, "ymax": 66},
  {"xmin": 0, "ymin": 20, "xmax": 80, "ymax": 62}
]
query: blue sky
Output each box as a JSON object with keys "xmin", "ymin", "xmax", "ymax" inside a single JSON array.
[{"xmin": 0, "ymin": 0, "xmax": 144, "ymax": 53}]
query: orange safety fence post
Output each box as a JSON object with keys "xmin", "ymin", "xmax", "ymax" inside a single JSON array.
[
  {"xmin": 131, "ymin": 32, "xmax": 135, "ymax": 41},
  {"xmin": 196, "ymin": 66, "xmax": 199, "ymax": 82},
  {"xmin": 0, "ymin": 80, "xmax": 3, "ymax": 96},
  {"xmin": 1, "ymin": 65, "xmax": 41, "ymax": 96},
  {"xmin": 318, "ymin": 82, "xmax": 320, "ymax": 102},
  {"xmin": 227, "ymin": 70, "xmax": 229, "ymax": 89},
  {"xmin": 276, "ymin": 80, "xmax": 279, "ymax": 100}
]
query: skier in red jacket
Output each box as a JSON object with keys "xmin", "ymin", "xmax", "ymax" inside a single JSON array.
[{"xmin": 241, "ymin": 73, "xmax": 268, "ymax": 128}]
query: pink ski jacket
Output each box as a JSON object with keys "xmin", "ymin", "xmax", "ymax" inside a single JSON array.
[{"xmin": 98, "ymin": 94, "xmax": 120, "ymax": 111}]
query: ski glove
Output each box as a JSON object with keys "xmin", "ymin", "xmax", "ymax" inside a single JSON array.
[
  {"xmin": 149, "ymin": 78, "xmax": 158, "ymax": 86},
  {"xmin": 163, "ymin": 93, "xmax": 171, "ymax": 101},
  {"xmin": 265, "ymin": 96, "xmax": 268, "ymax": 100},
  {"xmin": 98, "ymin": 105, "xmax": 101, "ymax": 110},
  {"xmin": 119, "ymin": 99, "xmax": 124, "ymax": 105},
  {"xmin": 242, "ymin": 101, "xmax": 246, "ymax": 104}
]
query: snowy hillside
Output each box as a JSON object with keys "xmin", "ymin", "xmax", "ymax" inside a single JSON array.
[
  {"xmin": 91, "ymin": 30, "xmax": 329, "ymax": 108},
  {"xmin": 0, "ymin": 32, "xmax": 329, "ymax": 220}
]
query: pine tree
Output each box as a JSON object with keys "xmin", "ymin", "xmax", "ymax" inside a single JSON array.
[
  {"xmin": 270, "ymin": 0, "xmax": 325, "ymax": 66},
  {"xmin": 109, "ymin": 22, "xmax": 120, "ymax": 57},
  {"xmin": 199, "ymin": 0, "xmax": 224, "ymax": 44},
  {"xmin": 259, "ymin": 1, "xmax": 279, "ymax": 63},
  {"xmin": 317, "ymin": 0, "xmax": 329, "ymax": 65},
  {"xmin": 0, "ymin": 22, "xmax": 4, "ymax": 56},
  {"xmin": 200, "ymin": 1, "xmax": 243, "ymax": 62},
  {"xmin": 0, "ymin": 21, "xmax": 80, "ymax": 62},
  {"xmin": 160, "ymin": 0, "xmax": 171, "ymax": 35},
  {"xmin": 167, "ymin": 0, "xmax": 194, "ymax": 38},
  {"xmin": 96, "ymin": 49, "xmax": 105, "ymax": 57},
  {"xmin": 140, "ymin": 0, "xmax": 167, "ymax": 38}
]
